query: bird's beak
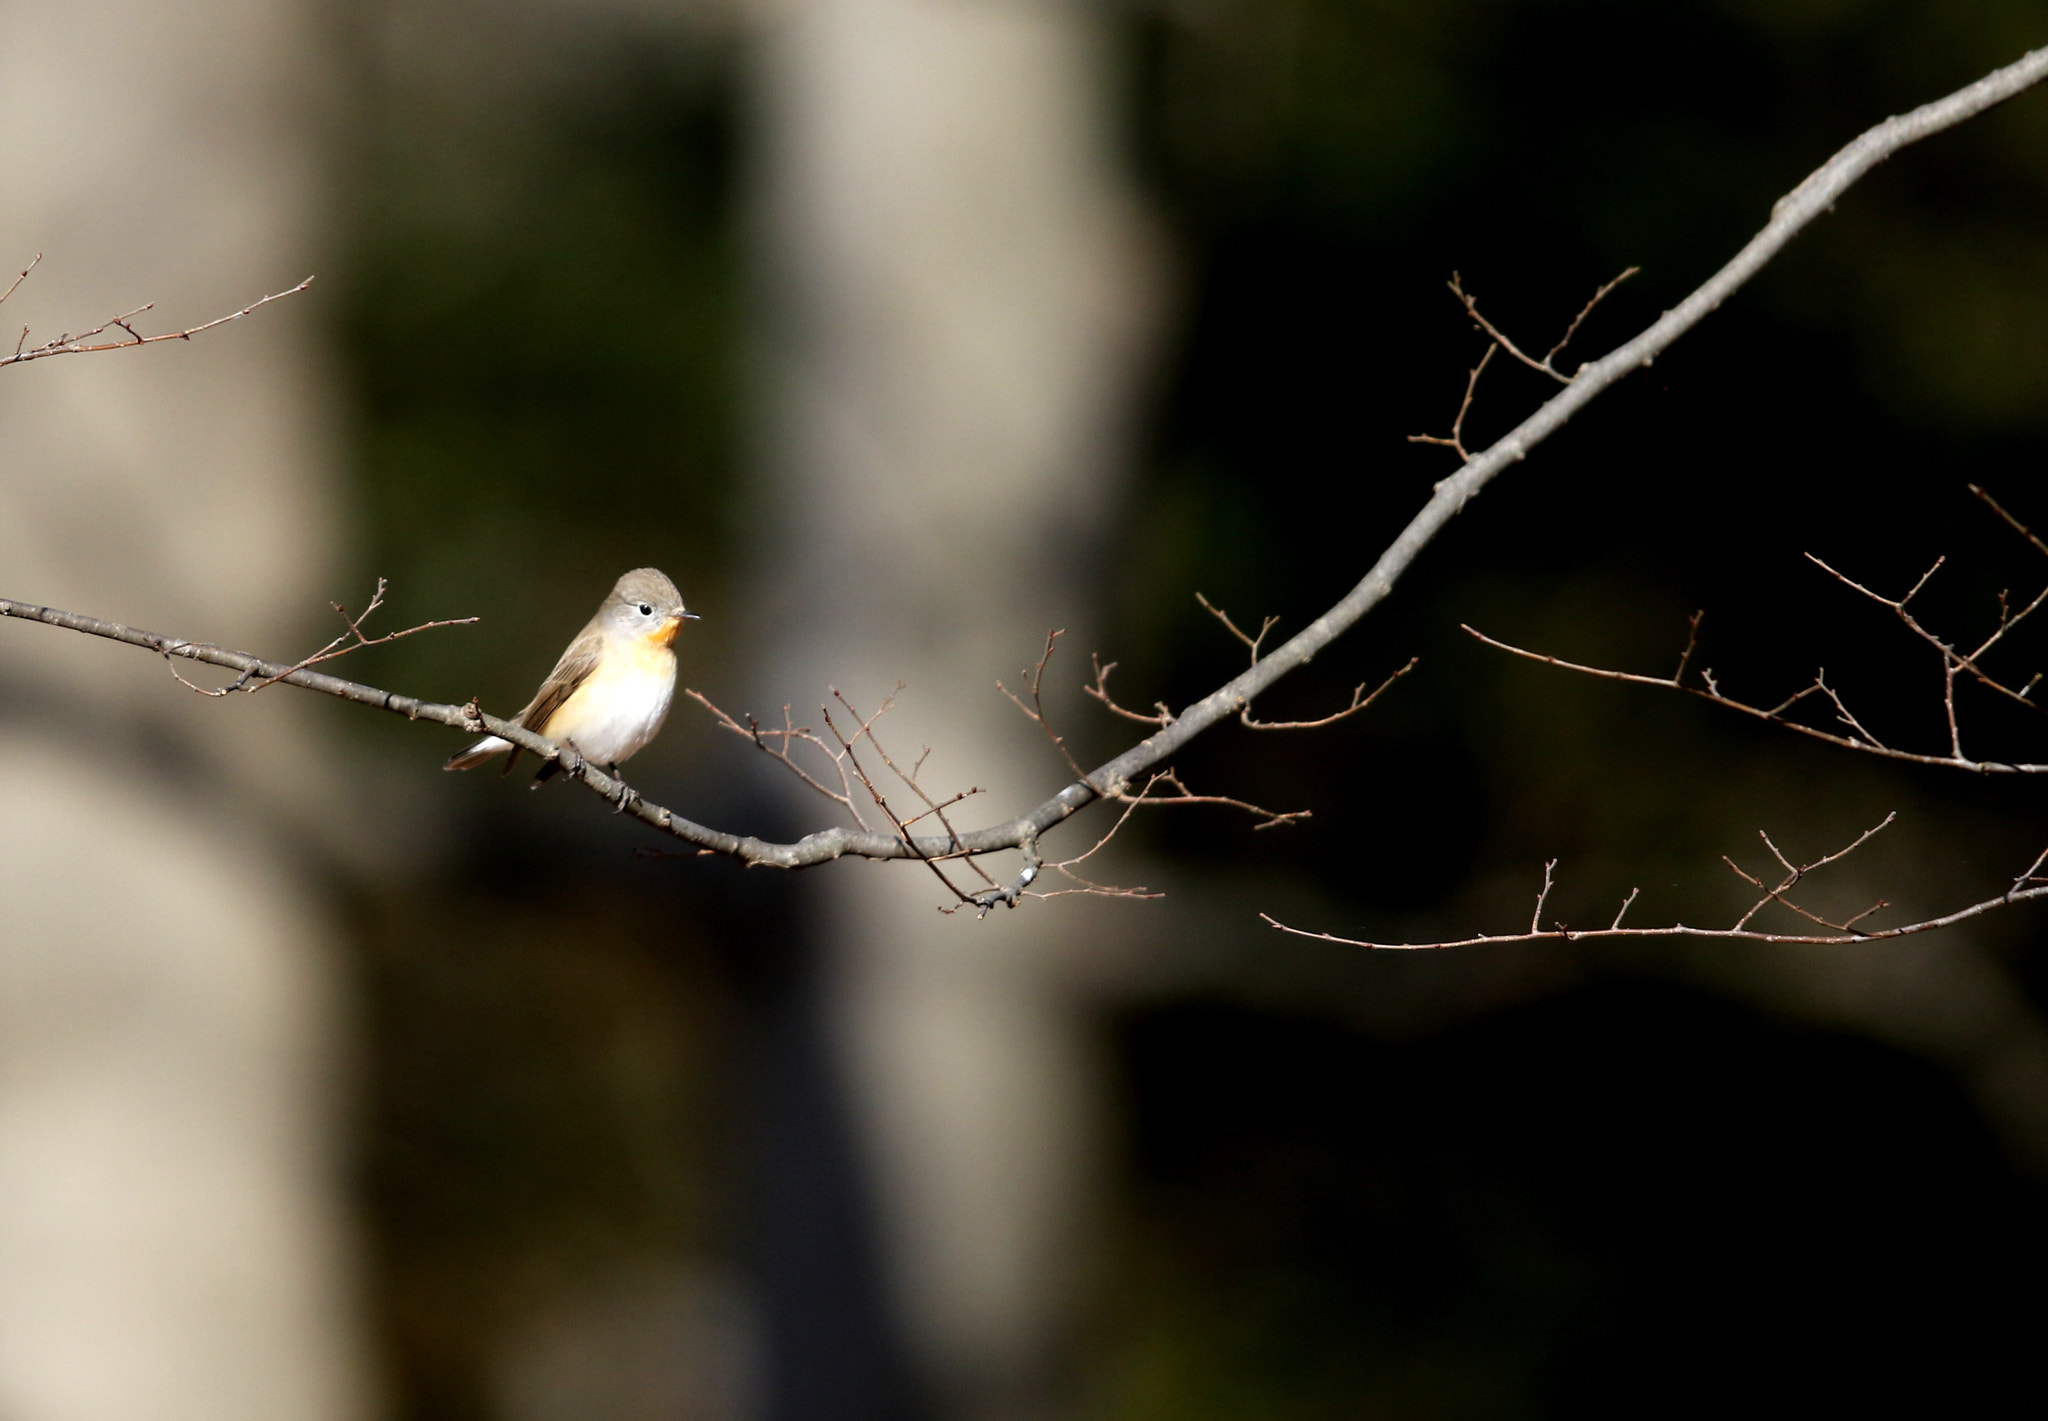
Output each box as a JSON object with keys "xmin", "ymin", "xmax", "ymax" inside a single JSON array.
[{"xmin": 681, "ymin": 611, "xmax": 701, "ymax": 620}]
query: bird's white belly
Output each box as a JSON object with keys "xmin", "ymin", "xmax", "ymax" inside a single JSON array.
[{"xmin": 544, "ymin": 647, "xmax": 676, "ymax": 768}]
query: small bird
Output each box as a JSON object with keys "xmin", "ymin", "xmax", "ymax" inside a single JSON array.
[{"xmin": 445, "ymin": 567, "xmax": 695, "ymax": 784}]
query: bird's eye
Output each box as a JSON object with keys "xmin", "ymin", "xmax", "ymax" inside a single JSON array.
[{"xmin": 637, "ymin": 603, "xmax": 653, "ymax": 616}]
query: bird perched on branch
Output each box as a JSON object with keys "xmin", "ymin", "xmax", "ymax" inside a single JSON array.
[{"xmin": 445, "ymin": 567, "xmax": 695, "ymax": 783}]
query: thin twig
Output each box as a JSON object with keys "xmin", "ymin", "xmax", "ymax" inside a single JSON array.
[
  {"xmin": 1084, "ymin": 655, "xmax": 1174, "ymax": 727},
  {"xmin": 1673, "ymin": 611, "xmax": 1703, "ymax": 686},
  {"xmin": 997, "ymin": 630, "xmax": 1091, "ymax": 781},
  {"xmin": 1972, "ymin": 483, "xmax": 2048, "ymax": 560},
  {"xmin": 1530, "ymin": 858, "xmax": 1557, "ymax": 934},
  {"xmin": 1266, "ymin": 815, "xmax": 2015, "ymax": 951},
  {"xmin": 0, "ymin": 254, "xmax": 42, "ymax": 308},
  {"xmin": 1261, "ymin": 887, "xmax": 2045, "ymax": 949},
  {"xmin": 1195, "ymin": 593, "xmax": 1279, "ymax": 662},
  {"xmin": 1464, "ymin": 623, "xmax": 2048, "ymax": 774},
  {"xmin": 690, "ymin": 692, "xmax": 866, "ymax": 819},
  {"xmin": 1408, "ymin": 342, "xmax": 1496, "ymax": 461},
  {"xmin": 4, "ymin": 48, "xmax": 2044, "ymax": 884},
  {"xmin": 1241, "ymin": 657, "xmax": 1416, "ymax": 730},
  {"xmin": 0, "ymin": 276, "xmax": 314, "ymax": 371},
  {"xmin": 1542, "ymin": 266, "xmax": 1641, "ymax": 370},
  {"xmin": 822, "ymin": 688, "xmax": 980, "ymax": 906},
  {"xmin": 1103, "ymin": 767, "xmax": 1310, "ymax": 830},
  {"xmin": 153, "ymin": 579, "xmax": 473, "ymax": 698},
  {"xmin": 1474, "ymin": 494, "xmax": 2048, "ymax": 773},
  {"xmin": 1443, "ymin": 266, "xmax": 1640, "ymax": 387}
]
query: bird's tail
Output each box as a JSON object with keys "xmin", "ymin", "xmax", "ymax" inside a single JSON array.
[{"xmin": 444, "ymin": 734, "xmax": 515, "ymax": 772}]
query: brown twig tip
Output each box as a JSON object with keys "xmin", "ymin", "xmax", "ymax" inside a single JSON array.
[
  {"xmin": 1972, "ymin": 483, "xmax": 2048, "ymax": 560},
  {"xmin": 1195, "ymin": 592, "xmax": 1279, "ymax": 661},
  {"xmin": 242, "ymin": 577, "xmax": 477, "ymax": 692},
  {"xmin": 0, "ymin": 274, "xmax": 314, "ymax": 372},
  {"xmin": 1530, "ymin": 858, "xmax": 1558, "ymax": 934},
  {"xmin": 1674, "ymin": 611, "xmax": 1704, "ymax": 686},
  {"xmin": 1265, "ymin": 813, "xmax": 2046, "ymax": 951},
  {"xmin": 1409, "ymin": 341, "xmax": 1496, "ymax": 461},
  {"xmin": 0, "ymin": 253, "xmax": 42, "ymax": 308},
  {"xmin": 998, "ymin": 628, "xmax": 1094, "ymax": 778},
  {"xmin": 1467, "ymin": 538, "xmax": 2048, "ymax": 775},
  {"xmin": 1413, "ymin": 265, "xmax": 1641, "ymax": 463},
  {"xmin": 1109, "ymin": 767, "xmax": 1308, "ymax": 830},
  {"xmin": 1193, "ymin": 592, "xmax": 1414, "ymax": 730},
  {"xmin": 1085, "ymin": 654, "xmax": 1175, "ymax": 727},
  {"xmin": 1242, "ymin": 656, "xmax": 1416, "ymax": 731},
  {"xmin": 155, "ymin": 578, "xmax": 472, "ymax": 697},
  {"xmin": 1445, "ymin": 265, "xmax": 1641, "ymax": 385},
  {"xmin": 1543, "ymin": 266, "xmax": 1639, "ymax": 369}
]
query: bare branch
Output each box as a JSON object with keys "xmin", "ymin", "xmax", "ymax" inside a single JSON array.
[
  {"xmin": 689, "ymin": 692, "xmax": 865, "ymax": 820},
  {"xmin": 0, "ymin": 253, "xmax": 42, "ymax": 308},
  {"xmin": 255, "ymin": 579, "xmax": 475, "ymax": 689},
  {"xmin": 0, "ymin": 275, "xmax": 313, "ymax": 372},
  {"xmin": 1812, "ymin": 670, "xmax": 1890, "ymax": 752},
  {"xmin": 1407, "ymin": 341, "xmax": 1496, "ymax": 460},
  {"xmin": 1106, "ymin": 767, "xmax": 1309, "ymax": 830},
  {"xmin": 1543, "ymin": 266, "xmax": 1640, "ymax": 369},
  {"xmin": 900, "ymin": 787, "xmax": 986, "ymax": 831},
  {"xmin": 956, "ymin": 831, "xmax": 1042, "ymax": 918},
  {"xmin": 1972, "ymin": 482, "xmax": 2048, "ymax": 560},
  {"xmin": 1530, "ymin": 858, "xmax": 1557, "ymax": 934},
  {"xmin": 997, "ymin": 630, "xmax": 1090, "ymax": 780},
  {"xmin": 1195, "ymin": 592, "xmax": 1279, "ymax": 662},
  {"xmin": 1673, "ymin": 610, "xmax": 1703, "ymax": 685},
  {"xmin": 6, "ymin": 46, "xmax": 2046, "ymax": 887},
  {"xmin": 1445, "ymin": 266, "xmax": 1639, "ymax": 384},
  {"xmin": 155, "ymin": 579, "xmax": 475, "ymax": 698},
  {"xmin": 2010, "ymin": 844, "xmax": 2048, "ymax": 898},
  {"xmin": 1266, "ymin": 816, "xmax": 2036, "ymax": 951},
  {"xmin": 1084, "ymin": 655, "xmax": 1174, "ymax": 727},
  {"xmin": 1241, "ymin": 656, "xmax": 1416, "ymax": 730},
  {"xmin": 1463, "ymin": 623, "xmax": 2048, "ymax": 774},
  {"xmin": 821, "ymin": 687, "xmax": 985, "ymax": 908},
  {"xmin": 1447, "ymin": 272, "xmax": 1551, "ymax": 376},
  {"xmin": 1263, "ymin": 887, "xmax": 2048, "ymax": 949},
  {"xmin": 1019, "ymin": 780, "xmax": 1166, "ymax": 907},
  {"xmin": 1470, "ymin": 483, "xmax": 2048, "ymax": 775}
]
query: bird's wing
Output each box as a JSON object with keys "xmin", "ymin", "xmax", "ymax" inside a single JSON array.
[{"xmin": 517, "ymin": 626, "xmax": 606, "ymax": 739}]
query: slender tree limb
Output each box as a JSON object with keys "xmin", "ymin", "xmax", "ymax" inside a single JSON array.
[
  {"xmin": 6, "ymin": 45, "xmax": 2047, "ymax": 881},
  {"xmin": 1462, "ymin": 486, "xmax": 2048, "ymax": 774},
  {"xmin": 0, "ymin": 272, "xmax": 313, "ymax": 371},
  {"xmin": 0, "ymin": 254, "xmax": 42, "ymax": 308},
  {"xmin": 1463, "ymin": 621, "xmax": 2048, "ymax": 774},
  {"xmin": 1261, "ymin": 886, "xmax": 2048, "ymax": 950},
  {"xmin": 1264, "ymin": 817, "xmax": 2048, "ymax": 950},
  {"xmin": 1406, "ymin": 341, "xmax": 1496, "ymax": 460},
  {"xmin": 1067, "ymin": 40, "xmax": 2048, "ymax": 819},
  {"xmin": 1444, "ymin": 266, "xmax": 1639, "ymax": 384}
]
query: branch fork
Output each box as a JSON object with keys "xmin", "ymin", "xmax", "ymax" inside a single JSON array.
[
  {"xmin": 10, "ymin": 42, "xmax": 2048, "ymax": 918},
  {"xmin": 1266, "ymin": 813, "xmax": 2048, "ymax": 950},
  {"xmin": 0, "ymin": 256, "xmax": 314, "ymax": 372}
]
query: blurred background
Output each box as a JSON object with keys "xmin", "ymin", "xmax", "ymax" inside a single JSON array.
[{"xmin": 5, "ymin": 0, "xmax": 2048, "ymax": 1417}]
